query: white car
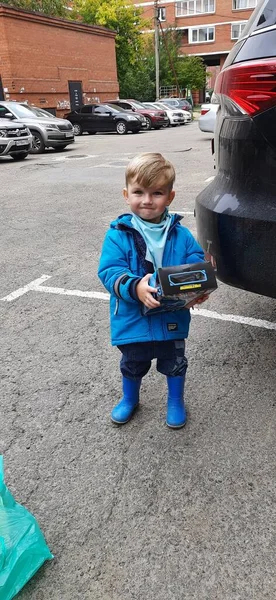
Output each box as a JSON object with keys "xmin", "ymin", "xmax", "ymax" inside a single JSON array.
[
  {"xmin": 155, "ymin": 102, "xmax": 192, "ymax": 124},
  {"xmin": 143, "ymin": 102, "xmax": 187, "ymax": 126},
  {"xmin": 198, "ymin": 103, "xmax": 219, "ymax": 133},
  {"xmin": 154, "ymin": 102, "xmax": 192, "ymax": 124}
]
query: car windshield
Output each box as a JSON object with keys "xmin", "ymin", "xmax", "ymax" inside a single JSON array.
[
  {"xmin": 104, "ymin": 104, "xmax": 120, "ymax": 112},
  {"xmin": 6, "ymin": 104, "xmax": 54, "ymax": 119},
  {"xmin": 129, "ymin": 100, "xmax": 145, "ymax": 109},
  {"xmin": 156, "ymin": 103, "xmax": 170, "ymax": 110},
  {"xmin": 21, "ymin": 106, "xmax": 55, "ymax": 118}
]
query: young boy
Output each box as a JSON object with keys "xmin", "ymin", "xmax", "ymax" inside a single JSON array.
[{"xmin": 98, "ymin": 153, "xmax": 207, "ymax": 428}]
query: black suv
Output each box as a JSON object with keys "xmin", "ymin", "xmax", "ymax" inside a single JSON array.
[
  {"xmin": 195, "ymin": 0, "xmax": 276, "ymax": 299},
  {"xmin": 65, "ymin": 103, "xmax": 145, "ymax": 135}
]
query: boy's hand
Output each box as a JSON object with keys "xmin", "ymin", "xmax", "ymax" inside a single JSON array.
[{"xmin": 136, "ymin": 274, "xmax": 161, "ymax": 309}]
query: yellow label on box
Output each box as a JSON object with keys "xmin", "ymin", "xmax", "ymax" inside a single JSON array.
[{"xmin": 180, "ymin": 284, "xmax": 202, "ymax": 290}]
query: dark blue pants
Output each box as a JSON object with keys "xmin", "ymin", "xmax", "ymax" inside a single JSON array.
[{"xmin": 117, "ymin": 340, "xmax": 188, "ymax": 381}]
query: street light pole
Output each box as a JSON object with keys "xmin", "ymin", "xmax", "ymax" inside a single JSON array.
[{"xmin": 154, "ymin": 0, "xmax": 160, "ymax": 100}]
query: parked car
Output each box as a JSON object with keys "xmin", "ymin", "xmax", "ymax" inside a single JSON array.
[
  {"xmin": 154, "ymin": 101, "xmax": 192, "ymax": 124},
  {"xmin": 158, "ymin": 98, "xmax": 193, "ymax": 113},
  {"xmin": 0, "ymin": 117, "xmax": 32, "ymax": 160},
  {"xmin": 195, "ymin": 0, "xmax": 276, "ymax": 298},
  {"xmin": 106, "ymin": 99, "xmax": 169, "ymax": 130},
  {"xmin": 0, "ymin": 102, "xmax": 74, "ymax": 154},
  {"xmin": 143, "ymin": 102, "xmax": 185, "ymax": 126},
  {"xmin": 198, "ymin": 103, "xmax": 219, "ymax": 133},
  {"xmin": 65, "ymin": 103, "xmax": 146, "ymax": 135}
]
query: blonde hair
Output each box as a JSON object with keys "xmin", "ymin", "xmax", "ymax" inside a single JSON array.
[{"xmin": 125, "ymin": 153, "xmax": 175, "ymax": 191}]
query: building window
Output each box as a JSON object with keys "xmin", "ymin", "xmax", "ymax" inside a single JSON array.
[
  {"xmin": 189, "ymin": 26, "xmax": 215, "ymax": 43},
  {"xmin": 233, "ymin": 0, "xmax": 257, "ymax": 9},
  {"xmin": 176, "ymin": 0, "xmax": 215, "ymax": 17},
  {"xmin": 231, "ymin": 21, "xmax": 247, "ymax": 39},
  {"xmin": 157, "ymin": 7, "xmax": 166, "ymax": 21}
]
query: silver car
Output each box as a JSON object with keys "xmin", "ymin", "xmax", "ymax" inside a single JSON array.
[
  {"xmin": 0, "ymin": 102, "xmax": 75, "ymax": 154},
  {"xmin": 198, "ymin": 103, "xmax": 219, "ymax": 133},
  {"xmin": 0, "ymin": 117, "xmax": 32, "ymax": 160}
]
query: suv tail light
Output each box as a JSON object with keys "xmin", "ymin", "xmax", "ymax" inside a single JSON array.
[
  {"xmin": 215, "ymin": 59, "xmax": 276, "ymax": 116},
  {"xmin": 201, "ymin": 108, "xmax": 210, "ymax": 116}
]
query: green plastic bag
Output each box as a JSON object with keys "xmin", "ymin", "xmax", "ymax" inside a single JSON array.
[{"xmin": 0, "ymin": 456, "xmax": 53, "ymax": 599}]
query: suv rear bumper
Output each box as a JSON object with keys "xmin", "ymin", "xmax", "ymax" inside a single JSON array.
[
  {"xmin": 195, "ymin": 180, "xmax": 276, "ymax": 298},
  {"xmin": 0, "ymin": 135, "xmax": 32, "ymax": 156}
]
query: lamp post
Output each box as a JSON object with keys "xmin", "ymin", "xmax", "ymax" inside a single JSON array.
[{"xmin": 154, "ymin": 0, "xmax": 160, "ymax": 100}]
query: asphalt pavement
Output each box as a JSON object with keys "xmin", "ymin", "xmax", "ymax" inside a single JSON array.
[{"xmin": 1, "ymin": 124, "xmax": 275, "ymax": 600}]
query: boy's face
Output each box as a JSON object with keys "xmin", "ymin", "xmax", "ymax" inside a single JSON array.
[{"xmin": 123, "ymin": 179, "xmax": 175, "ymax": 224}]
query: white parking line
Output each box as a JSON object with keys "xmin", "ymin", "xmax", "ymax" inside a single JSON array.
[
  {"xmin": 205, "ymin": 176, "xmax": 215, "ymax": 183},
  {"xmin": 170, "ymin": 211, "xmax": 194, "ymax": 216},
  {"xmin": 1, "ymin": 275, "xmax": 276, "ymax": 331}
]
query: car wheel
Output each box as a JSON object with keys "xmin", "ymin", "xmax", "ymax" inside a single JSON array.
[
  {"xmin": 116, "ymin": 121, "xmax": 128, "ymax": 135},
  {"xmin": 10, "ymin": 152, "xmax": 29, "ymax": 160},
  {"xmin": 30, "ymin": 131, "xmax": 45, "ymax": 154},
  {"xmin": 73, "ymin": 123, "xmax": 83, "ymax": 136},
  {"xmin": 145, "ymin": 117, "xmax": 152, "ymax": 130}
]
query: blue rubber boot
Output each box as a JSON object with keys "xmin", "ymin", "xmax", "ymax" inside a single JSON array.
[
  {"xmin": 166, "ymin": 376, "xmax": 187, "ymax": 429},
  {"xmin": 111, "ymin": 377, "xmax": 141, "ymax": 424}
]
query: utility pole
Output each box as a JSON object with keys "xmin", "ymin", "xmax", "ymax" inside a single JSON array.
[{"xmin": 154, "ymin": 0, "xmax": 160, "ymax": 100}]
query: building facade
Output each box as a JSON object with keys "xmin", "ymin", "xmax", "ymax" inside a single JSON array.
[
  {"xmin": 133, "ymin": 0, "xmax": 257, "ymax": 97},
  {"xmin": 0, "ymin": 4, "xmax": 119, "ymax": 115}
]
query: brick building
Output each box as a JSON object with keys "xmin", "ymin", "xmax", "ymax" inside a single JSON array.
[
  {"xmin": 0, "ymin": 4, "xmax": 119, "ymax": 115},
  {"xmin": 133, "ymin": 0, "xmax": 257, "ymax": 99}
]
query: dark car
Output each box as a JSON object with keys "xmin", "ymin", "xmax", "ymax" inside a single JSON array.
[
  {"xmin": 65, "ymin": 103, "xmax": 145, "ymax": 136},
  {"xmin": 106, "ymin": 99, "xmax": 169, "ymax": 130},
  {"xmin": 195, "ymin": 0, "xmax": 276, "ymax": 299}
]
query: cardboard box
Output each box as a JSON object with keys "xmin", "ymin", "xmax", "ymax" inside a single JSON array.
[{"xmin": 142, "ymin": 261, "xmax": 217, "ymax": 315}]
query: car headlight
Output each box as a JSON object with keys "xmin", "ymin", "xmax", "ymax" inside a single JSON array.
[
  {"xmin": 45, "ymin": 124, "xmax": 59, "ymax": 131},
  {"xmin": 127, "ymin": 116, "xmax": 138, "ymax": 121},
  {"xmin": 0, "ymin": 129, "xmax": 7, "ymax": 137}
]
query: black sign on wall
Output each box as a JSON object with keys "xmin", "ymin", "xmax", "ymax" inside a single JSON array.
[
  {"xmin": 0, "ymin": 76, "xmax": 5, "ymax": 101},
  {"xmin": 68, "ymin": 81, "xmax": 83, "ymax": 111}
]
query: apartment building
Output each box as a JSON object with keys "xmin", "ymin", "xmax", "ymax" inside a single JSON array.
[{"xmin": 133, "ymin": 0, "xmax": 257, "ymax": 89}]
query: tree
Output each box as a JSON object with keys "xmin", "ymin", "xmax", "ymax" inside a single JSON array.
[
  {"xmin": 158, "ymin": 28, "xmax": 206, "ymax": 93},
  {"xmin": 122, "ymin": 28, "xmax": 207, "ymax": 101},
  {"xmin": 71, "ymin": 0, "xmax": 148, "ymax": 91},
  {"xmin": 2, "ymin": 0, "xmax": 66, "ymax": 17}
]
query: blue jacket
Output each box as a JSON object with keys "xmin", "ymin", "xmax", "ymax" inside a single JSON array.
[{"xmin": 98, "ymin": 213, "xmax": 205, "ymax": 346}]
